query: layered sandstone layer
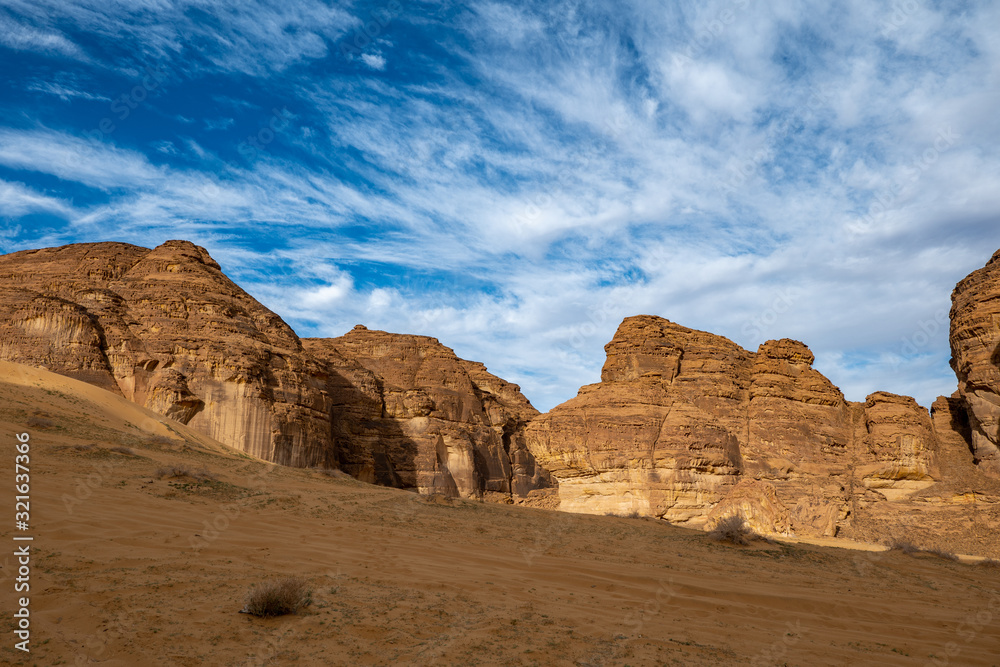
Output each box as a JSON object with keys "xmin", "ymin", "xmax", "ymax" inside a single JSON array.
[
  {"xmin": 304, "ymin": 328, "xmax": 549, "ymax": 499},
  {"xmin": 0, "ymin": 241, "xmax": 335, "ymax": 466},
  {"xmin": 950, "ymin": 248, "xmax": 1000, "ymax": 474},
  {"xmin": 525, "ymin": 316, "xmax": 948, "ymax": 537}
]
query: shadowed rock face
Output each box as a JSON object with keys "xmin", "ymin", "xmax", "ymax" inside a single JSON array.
[
  {"xmin": 950, "ymin": 249, "xmax": 1000, "ymax": 474},
  {"xmin": 0, "ymin": 241, "xmax": 335, "ymax": 467},
  {"xmin": 525, "ymin": 316, "xmax": 944, "ymax": 537},
  {"xmin": 304, "ymin": 327, "xmax": 549, "ymax": 499}
]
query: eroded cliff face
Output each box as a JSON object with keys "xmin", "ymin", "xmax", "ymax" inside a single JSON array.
[
  {"xmin": 0, "ymin": 241, "xmax": 551, "ymax": 500},
  {"xmin": 525, "ymin": 316, "xmax": 945, "ymax": 538},
  {"xmin": 304, "ymin": 327, "xmax": 549, "ymax": 500},
  {"xmin": 0, "ymin": 241, "xmax": 336, "ymax": 466},
  {"xmin": 950, "ymin": 249, "xmax": 1000, "ymax": 474}
]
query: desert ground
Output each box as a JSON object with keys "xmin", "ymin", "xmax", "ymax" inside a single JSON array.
[{"xmin": 2, "ymin": 361, "xmax": 998, "ymax": 666}]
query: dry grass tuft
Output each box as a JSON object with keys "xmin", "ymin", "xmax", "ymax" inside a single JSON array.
[
  {"xmin": 977, "ymin": 558, "xmax": 1000, "ymax": 569},
  {"xmin": 109, "ymin": 446, "xmax": 135, "ymax": 455},
  {"xmin": 241, "ymin": 577, "xmax": 311, "ymax": 617},
  {"xmin": 886, "ymin": 540, "xmax": 959, "ymax": 561},
  {"xmin": 708, "ymin": 514, "xmax": 756, "ymax": 546},
  {"xmin": 156, "ymin": 465, "xmax": 217, "ymax": 481},
  {"xmin": 26, "ymin": 414, "xmax": 57, "ymax": 429},
  {"xmin": 887, "ymin": 539, "xmax": 921, "ymax": 555}
]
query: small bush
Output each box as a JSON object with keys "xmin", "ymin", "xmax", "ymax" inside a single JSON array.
[
  {"xmin": 73, "ymin": 444, "xmax": 96, "ymax": 452},
  {"xmin": 26, "ymin": 415, "xmax": 57, "ymax": 429},
  {"xmin": 977, "ymin": 558, "xmax": 1000, "ymax": 569},
  {"xmin": 887, "ymin": 539, "xmax": 921, "ymax": 555},
  {"xmin": 156, "ymin": 465, "xmax": 216, "ymax": 481},
  {"xmin": 925, "ymin": 548, "xmax": 959, "ymax": 562},
  {"xmin": 709, "ymin": 514, "xmax": 755, "ymax": 546},
  {"xmin": 109, "ymin": 446, "xmax": 135, "ymax": 455},
  {"xmin": 156, "ymin": 465, "xmax": 192, "ymax": 478},
  {"xmin": 241, "ymin": 577, "xmax": 311, "ymax": 617}
]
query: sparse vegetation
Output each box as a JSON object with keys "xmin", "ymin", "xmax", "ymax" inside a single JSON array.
[
  {"xmin": 976, "ymin": 558, "xmax": 1000, "ymax": 569},
  {"xmin": 887, "ymin": 539, "xmax": 921, "ymax": 555},
  {"xmin": 26, "ymin": 414, "xmax": 57, "ymax": 429},
  {"xmin": 886, "ymin": 540, "xmax": 961, "ymax": 561},
  {"xmin": 155, "ymin": 465, "xmax": 217, "ymax": 481},
  {"xmin": 708, "ymin": 514, "xmax": 756, "ymax": 546},
  {"xmin": 146, "ymin": 434, "xmax": 181, "ymax": 449},
  {"xmin": 109, "ymin": 446, "xmax": 135, "ymax": 455},
  {"xmin": 241, "ymin": 577, "xmax": 312, "ymax": 617}
]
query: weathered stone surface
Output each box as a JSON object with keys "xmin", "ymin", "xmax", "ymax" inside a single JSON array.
[
  {"xmin": 304, "ymin": 327, "xmax": 549, "ymax": 500},
  {"xmin": 0, "ymin": 241, "xmax": 551, "ymax": 501},
  {"xmin": 706, "ymin": 479, "xmax": 792, "ymax": 536},
  {"xmin": 0, "ymin": 241, "xmax": 336, "ymax": 467},
  {"xmin": 526, "ymin": 320, "xmax": 744, "ymax": 522},
  {"xmin": 526, "ymin": 315, "xmax": 944, "ymax": 537},
  {"xmin": 950, "ymin": 249, "xmax": 1000, "ymax": 474}
]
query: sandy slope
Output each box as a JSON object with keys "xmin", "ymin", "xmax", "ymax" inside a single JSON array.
[{"xmin": 1, "ymin": 361, "xmax": 998, "ymax": 666}]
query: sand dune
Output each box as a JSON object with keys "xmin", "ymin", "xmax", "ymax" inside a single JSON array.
[{"xmin": 2, "ymin": 361, "xmax": 998, "ymax": 666}]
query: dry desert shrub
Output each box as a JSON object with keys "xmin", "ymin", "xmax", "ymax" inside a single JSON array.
[
  {"xmin": 887, "ymin": 539, "xmax": 921, "ymax": 555},
  {"xmin": 241, "ymin": 577, "xmax": 312, "ymax": 617},
  {"xmin": 26, "ymin": 414, "xmax": 57, "ymax": 429},
  {"xmin": 925, "ymin": 548, "xmax": 960, "ymax": 562},
  {"xmin": 709, "ymin": 514, "xmax": 755, "ymax": 546},
  {"xmin": 109, "ymin": 446, "xmax": 135, "ymax": 455},
  {"xmin": 156, "ymin": 465, "xmax": 217, "ymax": 481},
  {"xmin": 976, "ymin": 558, "xmax": 1000, "ymax": 569}
]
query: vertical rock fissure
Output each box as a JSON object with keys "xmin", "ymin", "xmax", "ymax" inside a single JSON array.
[{"xmin": 501, "ymin": 419, "xmax": 514, "ymax": 498}]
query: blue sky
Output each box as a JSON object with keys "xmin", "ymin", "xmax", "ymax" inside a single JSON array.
[{"xmin": 1, "ymin": 0, "xmax": 998, "ymax": 411}]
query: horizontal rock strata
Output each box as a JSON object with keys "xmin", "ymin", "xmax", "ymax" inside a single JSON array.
[{"xmin": 525, "ymin": 316, "xmax": 953, "ymax": 538}]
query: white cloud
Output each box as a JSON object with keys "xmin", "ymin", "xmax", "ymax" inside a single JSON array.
[
  {"xmin": 0, "ymin": 179, "xmax": 71, "ymax": 217},
  {"xmin": 26, "ymin": 80, "xmax": 109, "ymax": 101},
  {"xmin": 0, "ymin": 13, "xmax": 84, "ymax": 58},
  {"xmin": 360, "ymin": 53, "xmax": 386, "ymax": 70},
  {"xmin": 0, "ymin": 0, "xmax": 355, "ymax": 75}
]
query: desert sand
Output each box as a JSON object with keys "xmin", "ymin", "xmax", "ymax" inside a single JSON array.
[{"xmin": 2, "ymin": 360, "xmax": 998, "ymax": 666}]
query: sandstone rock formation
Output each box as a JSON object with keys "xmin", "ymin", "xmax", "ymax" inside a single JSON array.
[
  {"xmin": 3, "ymin": 239, "xmax": 998, "ymax": 548},
  {"xmin": 950, "ymin": 248, "xmax": 1000, "ymax": 474},
  {"xmin": 0, "ymin": 241, "xmax": 335, "ymax": 466},
  {"xmin": 0, "ymin": 241, "xmax": 548, "ymax": 501},
  {"xmin": 525, "ymin": 316, "xmax": 945, "ymax": 538},
  {"xmin": 304, "ymin": 327, "xmax": 549, "ymax": 499}
]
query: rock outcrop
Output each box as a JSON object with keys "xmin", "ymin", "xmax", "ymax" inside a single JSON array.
[
  {"xmin": 3, "ymin": 239, "xmax": 999, "ymax": 549},
  {"xmin": 304, "ymin": 327, "xmax": 549, "ymax": 499},
  {"xmin": 950, "ymin": 249, "xmax": 1000, "ymax": 474},
  {"xmin": 525, "ymin": 316, "xmax": 944, "ymax": 537},
  {"xmin": 0, "ymin": 241, "xmax": 336, "ymax": 466},
  {"xmin": 0, "ymin": 240, "xmax": 549, "ymax": 500}
]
